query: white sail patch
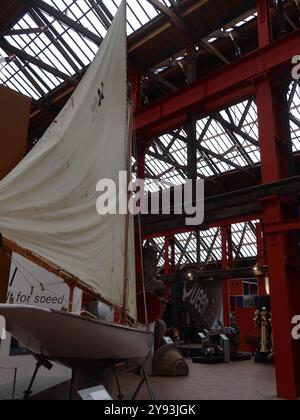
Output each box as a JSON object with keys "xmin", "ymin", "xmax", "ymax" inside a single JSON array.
[{"xmin": 0, "ymin": 315, "xmax": 6, "ymax": 340}]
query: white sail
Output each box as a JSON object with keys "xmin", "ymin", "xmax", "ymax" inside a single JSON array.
[{"xmin": 0, "ymin": 1, "xmax": 137, "ymax": 318}]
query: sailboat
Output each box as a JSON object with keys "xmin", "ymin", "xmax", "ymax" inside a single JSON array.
[{"xmin": 0, "ymin": 1, "xmax": 155, "ymax": 373}]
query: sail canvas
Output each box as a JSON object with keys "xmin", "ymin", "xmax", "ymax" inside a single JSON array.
[{"xmin": 0, "ymin": 2, "xmax": 137, "ymax": 318}]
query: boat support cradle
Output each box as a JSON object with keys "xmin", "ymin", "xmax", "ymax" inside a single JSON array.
[
  {"xmin": 23, "ymin": 355, "xmax": 53, "ymax": 400},
  {"xmin": 113, "ymin": 363, "xmax": 156, "ymax": 401}
]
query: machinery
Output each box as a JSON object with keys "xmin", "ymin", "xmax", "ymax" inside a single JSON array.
[{"xmin": 191, "ymin": 327, "xmax": 250, "ymax": 364}]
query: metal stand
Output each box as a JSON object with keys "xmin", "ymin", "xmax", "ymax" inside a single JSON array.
[
  {"xmin": 131, "ymin": 366, "xmax": 156, "ymax": 401},
  {"xmin": 23, "ymin": 361, "xmax": 42, "ymax": 400},
  {"xmin": 113, "ymin": 369, "xmax": 124, "ymax": 401},
  {"xmin": 113, "ymin": 357, "xmax": 156, "ymax": 401},
  {"xmin": 23, "ymin": 356, "xmax": 53, "ymax": 400}
]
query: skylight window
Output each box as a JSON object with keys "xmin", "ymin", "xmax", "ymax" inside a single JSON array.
[
  {"xmin": 145, "ymin": 99, "xmax": 261, "ymax": 186},
  {"xmin": 149, "ymin": 221, "xmax": 258, "ymax": 268},
  {"xmin": 234, "ymin": 12, "xmax": 257, "ymax": 28},
  {"xmin": 144, "ymin": 82, "xmax": 300, "ymax": 189},
  {"xmin": 0, "ymin": 0, "xmax": 165, "ymax": 99}
]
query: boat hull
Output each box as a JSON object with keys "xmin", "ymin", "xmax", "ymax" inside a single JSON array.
[{"xmin": 0, "ymin": 305, "xmax": 153, "ymax": 368}]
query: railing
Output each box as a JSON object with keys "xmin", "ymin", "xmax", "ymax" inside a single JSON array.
[{"xmin": 0, "ymin": 367, "xmax": 18, "ymax": 400}]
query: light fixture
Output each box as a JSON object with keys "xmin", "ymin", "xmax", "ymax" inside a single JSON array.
[
  {"xmin": 253, "ymin": 264, "xmax": 260, "ymax": 274},
  {"xmin": 265, "ymin": 277, "xmax": 270, "ymax": 295},
  {"xmin": 187, "ymin": 272, "xmax": 193, "ymax": 281}
]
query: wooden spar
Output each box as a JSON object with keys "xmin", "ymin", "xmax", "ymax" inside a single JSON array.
[
  {"xmin": 121, "ymin": 103, "xmax": 133, "ymax": 323},
  {"xmin": 0, "ymin": 234, "xmax": 117, "ymax": 311},
  {"xmin": 69, "ymin": 284, "xmax": 75, "ymax": 313}
]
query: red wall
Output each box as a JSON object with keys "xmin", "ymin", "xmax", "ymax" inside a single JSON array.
[
  {"xmin": 229, "ymin": 278, "xmax": 259, "ymax": 352},
  {"xmin": 229, "ymin": 279, "xmax": 243, "ymax": 296},
  {"xmin": 235, "ymin": 307, "xmax": 259, "ymax": 352}
]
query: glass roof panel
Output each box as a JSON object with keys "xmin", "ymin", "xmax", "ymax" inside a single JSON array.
[
  {"xmin": 150, "ymin": 221, "xmax": 258, "ymax": 269},
  {"xmin": 0, "ymin": 0, "xmax": 165, "ymax": 98},
  {"xmin": 144, "ymin": 85, "xmax": 300, "ymax": 186}
]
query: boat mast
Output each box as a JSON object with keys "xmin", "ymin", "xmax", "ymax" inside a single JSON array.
[{"xmin": 121, "ymin": 103, "xmax": 133, "ymax": 323}]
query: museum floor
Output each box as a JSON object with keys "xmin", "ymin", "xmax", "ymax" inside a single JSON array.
[
  {"xmin": 117, "ymin": 360, "xmax": 278, "ymax": 401},
  {"xmin": 28, "ymin": 358, "xmax": 279, "ymax": 401}
]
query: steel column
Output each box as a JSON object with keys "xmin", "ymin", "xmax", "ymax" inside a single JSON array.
[
  {"xmin": 257, "ymin": 0, "xmax": 272, "ymax": 47},
  {"xmin": 256, "ymin": 79, "xmax": 283, "ymax": 182},
  {"xmin": 261, "ymin": 197, "xmax": 300, "ymax": 399},
  {"xmin": 255, "ymin": 222, "xmax": 267, "ymax": 296},
  {"xmin": 256, "ymin": 0, "xmax": 300, "ymax": 399},
  {"xmin": 129, "ymin": 66, "xmax": 141, "ymax": 114},
  {"xmin": 186, "ymin": 112, "xmax": 198, "ymax": 183},
  {"xmin": 221, "ymin": 226, "xmax": 234, "ymax": 326},
  {"xmin": 163, "ymin": 236, "xmax": 175, "ymax": 304},
  {"xmin": 185, "ymin": 49, "xmax": 198, "ymax": 199}
]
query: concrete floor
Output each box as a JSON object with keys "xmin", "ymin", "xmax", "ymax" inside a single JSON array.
[{"xmin": 116, "ymin": 360, "xmax": 278, "ymax": 401}]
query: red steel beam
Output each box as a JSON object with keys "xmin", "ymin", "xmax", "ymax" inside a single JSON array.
[
  {"xmin": 143, "ymin": 85, "xmax": 255, "ymax": 140},
  {"xmin": 135, "ymin": 28, "xmax": 300, "ymax": 139},
  {"xmin": 140, "ymin": 213, "xmax": 262, "ymax": 240},
  {"xmin": 264, "ymin": 217, "xmax": 300, "ymax": 234},
  {"xmin": 255, "ymin": 222, "xmax": 267, "ymax": 296},
  {"xmin": 141, "ymin": 226, "xmax": 192, "ymax": 241},
  {"xmin": 221, "ymin": 226, "xmax": 233, "ymax": 327}
]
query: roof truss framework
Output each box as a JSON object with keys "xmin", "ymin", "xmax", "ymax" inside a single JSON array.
[
  {"xmin": 145, "ymin": 99, "xmax": 261, "ymax": 188},
  {"xmin": 0, "ymin": 1, "xmax": 300, "ymax": 265},
  {"xmin": 0, "ymin": 0, "xmax": 282, "ymax": 102},
  {"xmin": 289, "ymin": 80, "xmax": 300, "ymax": 151},
  {"xmin": 148, "ymin": 221, "xmax": 258, "ymax": 268},
  {"xmin": 141, "ymin": 84, "xmax": 300, "ymax": 267},
  {"xmin": 0, "ymin": 0, "xmax": 170, "ymax": 99},
  {"xmin": 144, "ymin": 85, "xmax": 300, "ymax": 191}
]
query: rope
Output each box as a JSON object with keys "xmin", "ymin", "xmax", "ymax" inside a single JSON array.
[
  {"xmin": 3, "ymin": 251, "xmax": 98, "ymax": 318},
  {"xmin": 130, "ymin": 101, "xmax": 149, "ymax": 326}
]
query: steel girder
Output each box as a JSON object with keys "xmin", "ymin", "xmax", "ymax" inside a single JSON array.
[{"xmin": 135, "ymin": 27, "xmax": 300, "ymax": 138}]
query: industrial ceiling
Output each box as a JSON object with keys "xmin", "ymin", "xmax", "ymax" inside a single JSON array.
[{"xmin": 0, "ymin": 0, "xmax": 300, "ymax": 265}]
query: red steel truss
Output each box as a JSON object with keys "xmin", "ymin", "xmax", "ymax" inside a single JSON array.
[{"xmin": 135, "ymin": 26, "xmax": 300, "ymax": 140}]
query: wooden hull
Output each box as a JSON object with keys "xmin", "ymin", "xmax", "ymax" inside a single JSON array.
[{"xmin": 0, "ymin": 305, "xmax": 153, "ymax": 368}]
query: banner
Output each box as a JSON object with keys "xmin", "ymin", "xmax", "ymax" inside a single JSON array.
[{"xmin": 183, "ymin": 279, "xmax": 223, "ymax": 330}]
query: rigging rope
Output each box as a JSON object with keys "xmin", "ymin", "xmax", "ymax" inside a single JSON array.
[
  {"xmin": 129, "ymin": 101, "xmax": 149, "ymax": 326},
  {"xmin": 3, "ymin": 250, "xmax": 97, "ymax": 319}
]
